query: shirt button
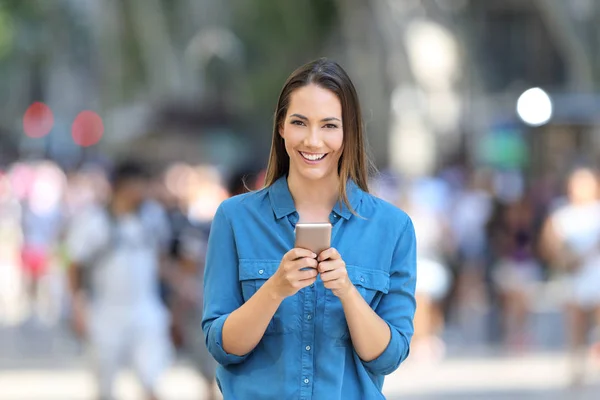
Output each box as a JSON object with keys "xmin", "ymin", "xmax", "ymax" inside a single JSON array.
[
  {"xmin": 304, "ymin": 378, "xmax": 310, "ymax": 384},
  {"xmin": 360, "ymin": 277, "xmax": 364, "ymax": 282},
  {"xmin": 258, "ymin": 269, "xmax": 264, "ymax": 275},
  {"xmin": 306, "ymin": 314, "xmax": 312, "ymax": 320},
  {"xmin": 305, "ymin": 345, "xmax": 311, "ymax": 351},
  {"xmin": 310, "ymin": 283, "xmax": 314, "ymax": 288}
]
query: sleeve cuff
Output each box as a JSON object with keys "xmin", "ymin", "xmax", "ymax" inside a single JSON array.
[
  {"xmin": 205, "ymin": 314, "xmax": 251, "ymax": 366},
  {"xmin": 361, "ymin": 321, "xmax": 408, "ymax": 375}
]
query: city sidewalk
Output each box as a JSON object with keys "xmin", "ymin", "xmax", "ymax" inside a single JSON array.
[
  {"xmin": 1, "ymin": 351, "xmax": 599, "ymax": 399},
  {"xmin": 386, "ymin": 352, "xmax": 600, "ymax": 399},
  {"xmin": 1, "ymin": 318, "xmax": 599, "ymax": 399}
]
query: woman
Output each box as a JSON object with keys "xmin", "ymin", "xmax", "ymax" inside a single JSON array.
[{"xmin": 202, "ymin": 58, "xmax": 417, "ymax": 399}]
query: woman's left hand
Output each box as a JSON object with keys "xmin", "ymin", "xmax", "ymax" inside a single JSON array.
[{"xmin": 318, "ymin": 248, "xmax": 354, "ymax": 299}]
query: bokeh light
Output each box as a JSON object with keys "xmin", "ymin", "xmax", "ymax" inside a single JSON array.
[
  {"xmin": 164, "ymin": 162, "xmax": 196, "ymax": 199},
  {"xmin": 516, "ymin": 87, "xmax": 553, "ymax": 126},
  {"xmin": 7, "ymin": 162, "xmax": 35, "ymax": 200},
  {"xmin": 28, "ymin": 162, "xmax": 66, "ymax": 216},
  {"xmin": 23, "ymin": 102, "xmax": 54, "ymax": 138},
  {"xmin": 71, "ymin": 111, "xmax": 104, "ymax": 147}
]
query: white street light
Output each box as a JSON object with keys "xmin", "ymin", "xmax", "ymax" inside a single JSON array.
[{"xmin": 516, "ymin": 87, "xmax": 553, "ymax": 126}]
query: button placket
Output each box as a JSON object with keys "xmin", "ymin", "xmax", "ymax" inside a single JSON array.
[{"xmin": 300, "ymin": 267, "xmax": 316, "ymax": 398}]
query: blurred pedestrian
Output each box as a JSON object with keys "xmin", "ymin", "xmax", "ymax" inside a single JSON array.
[
  {"xmin": 66, "ymin": 161, "xmax": 173, "ymax": 400},
  {"xmin": 490, "ymin": 196, "xmax": 542, "ymax": 350},
  {"xmin": 403, "ymin": 177, "xmax": 454, "ymax": 362},
  {"xmin": 540, "ymin": 167, "xmax": 600, "ymax": 385},
  {"xmin": 226, "ymin": 165, "xmax": 262, "ymax": 197},
  {"xmin": 174, "ymin": 221, "xmax": 219, "ymax": 400},
  {"xmin": 157, "ymin": 168, "xmax": 220, "ymax": 399},
  {"xmin": 19, "ymin": 161, "xmax": 66, "ymax": 325}
]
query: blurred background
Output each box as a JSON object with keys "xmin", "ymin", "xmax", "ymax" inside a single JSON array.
[{"xmin": 1, "ymin": 0, "xmax": 600, "ymax": 399}]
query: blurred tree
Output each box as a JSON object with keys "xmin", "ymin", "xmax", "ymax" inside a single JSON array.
[
  {"xmin": 228, "ymin": 0, "xmax": 339, "ymax": 131},
  {"xmin": 3, "ymin": 0, "xmax": 596, "ymax": 170}
]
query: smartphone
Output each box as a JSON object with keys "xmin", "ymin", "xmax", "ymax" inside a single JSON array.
[{"xmin": 294, "ymin": 222, "xmax": 332, "ymax": 255}]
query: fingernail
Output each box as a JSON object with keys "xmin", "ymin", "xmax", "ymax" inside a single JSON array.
[{"xmin": 312, "ymin": 253, "xmax": 317, "ymax": 258}]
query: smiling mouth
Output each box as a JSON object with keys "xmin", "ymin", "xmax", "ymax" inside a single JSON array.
[{"xmin": 299, "ymin": 151, "xmax": 327, "ymax": 161}]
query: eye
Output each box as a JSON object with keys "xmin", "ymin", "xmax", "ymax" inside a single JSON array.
[
  {"xmin": 291, "ymin": 120, "xmax": 305, "ymax": 126},
  {"xmin": 323, "ymin": 123, "xmax": 338, "ymax": 129}
]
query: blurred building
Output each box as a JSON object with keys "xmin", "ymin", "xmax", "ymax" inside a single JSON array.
[{"xmin": 0, "ymin": 0, "xmax": 599, "ymax": 178}]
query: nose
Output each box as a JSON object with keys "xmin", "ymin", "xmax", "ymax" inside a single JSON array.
[{"xmin": 303, "ymin": 127, "xmax": 322, "ymax": 149}]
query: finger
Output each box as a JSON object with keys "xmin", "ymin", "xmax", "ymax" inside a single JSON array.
[
  {"xmin": 320, "ymin": 268, "xmax": 345, "ymax": 282},
  {"xmin": 297, "ymin": 276, "xmax": 318, "ymax": 289},
  {"xmin": 291, "ymin": 257, "xmax": 318, "ymax": 271},
  {"xmin": 317, "ymin": 247, "xmax": 340, "ymax": 262},
  {"xmin": 318, "ymin": 259, "xmax": 345, "ymax": 274},
  {"xmin": 298, "ymin": 268, "xmax": 319, "ymax": 281},
  {"xmin": 287, "ymin": 248, "xmax": 317, "ymax": 261}
]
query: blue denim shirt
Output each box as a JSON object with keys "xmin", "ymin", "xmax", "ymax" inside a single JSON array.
[{"xmin": 202, "ymin": 176, "xmax": 417, "ymax": 400}]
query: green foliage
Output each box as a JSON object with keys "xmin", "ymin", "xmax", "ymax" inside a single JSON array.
[
  {"xmin": 0, "ymin": 6, "xmax": 14, "ymax": 59},
  {"xmin": 228, "ymin": 0, "xmax": 340, "ymax": 128}
]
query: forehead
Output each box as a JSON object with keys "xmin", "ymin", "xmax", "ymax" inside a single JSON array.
[{"xmin": 287, "ymin": 84, "xmax": 341, "ymax": 118}]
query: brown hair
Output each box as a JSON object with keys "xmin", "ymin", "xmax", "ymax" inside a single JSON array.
[{"xmin": 263, "ymin": 58, "xmax": 372, "ymax": 213}]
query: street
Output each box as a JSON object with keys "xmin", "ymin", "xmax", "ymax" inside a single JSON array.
[{"xmin": 0, "ymin": 317, "xmax": 599, "ymax": 400}]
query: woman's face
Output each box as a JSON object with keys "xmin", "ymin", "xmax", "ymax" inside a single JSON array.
[{"xmin": 279, "ymin": 84, "xmax": 344, "ymax": 183}]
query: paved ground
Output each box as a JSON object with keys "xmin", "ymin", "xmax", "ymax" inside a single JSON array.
[
  {"xmin": 1, "ymin": 351, "xmax": 599, "ymax": 399},
  {"xmin": 387, "ymin": 353, "xmax": 600, "ymax": 400},
  {"xmin": 1, "ymin": 310, "xmax": 599, "ymax": 400}
]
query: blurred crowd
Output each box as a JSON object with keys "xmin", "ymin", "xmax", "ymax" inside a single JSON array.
[
  {"xmin": 374, "ymin": 163, "xmax": 600, "ymax": 384},
  {"xmin": 0, "ymin": 158, "xmax": 262, "ymax": 399},
  {"xmin": 1, "ymin": 158, "xmax": 600, "ymax": 395}
]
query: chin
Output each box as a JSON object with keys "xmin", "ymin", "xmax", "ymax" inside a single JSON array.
[{"xmin": 298, "ymin": 168, "xmax": 335, "ymax": 182}]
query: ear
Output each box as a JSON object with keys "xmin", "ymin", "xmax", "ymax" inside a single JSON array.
[{"xmin": 278, "ymin": 124, "xmax": 284, "ymax": 139}]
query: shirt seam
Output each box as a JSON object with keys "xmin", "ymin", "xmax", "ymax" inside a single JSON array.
[
  {"xmin": 397, "ymin": 215, "xmax": 411, "ymax": 247},
  {"xmin": 219, "ymin": 204, "xmax": 238, "ymax": 253}
]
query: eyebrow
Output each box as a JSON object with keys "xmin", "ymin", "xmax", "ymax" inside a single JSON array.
[{"xmin": 289, "ymin": 113, "xmax": 341, "ymax": 123}]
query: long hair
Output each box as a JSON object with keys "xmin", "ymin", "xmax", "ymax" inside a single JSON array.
[{"xmin": 263, "ymin": 58, "xmax": 372, "ymax": 213}]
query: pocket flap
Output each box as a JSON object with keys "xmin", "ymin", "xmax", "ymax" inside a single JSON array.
[
  {"xmin": 238, "ymin": 259, "xmax": 280, "ymax": 281},
  {"xmin": 347, "ymin": 265, "xmax": 390, "ymax": 294}
]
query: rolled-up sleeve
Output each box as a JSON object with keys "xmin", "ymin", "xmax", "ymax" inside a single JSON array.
[
  {"xmin": 362, "ymin": 217, "xmax": 417, "ymax": 375},
  {"xmin": 202, "ymin": 203, "xmax": 249, "ymax": 366}
]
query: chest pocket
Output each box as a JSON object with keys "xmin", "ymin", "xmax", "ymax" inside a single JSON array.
[
  {"xmin": 323, "ymin": 265, "xmax": 390, "ymax": 341},
  {"xmin": 238, "ymin": 259, "xmax": 301, "ymax": 335}
]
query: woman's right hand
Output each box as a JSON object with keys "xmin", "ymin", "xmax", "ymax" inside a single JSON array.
[{"xmin": 270, "ymin": 248, "xmax": 318, "ymax": 299}]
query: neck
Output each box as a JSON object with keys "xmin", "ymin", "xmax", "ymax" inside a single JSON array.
[{"xmin": 287, "ymin": 171, "xmax": 340, "ymax": 221}]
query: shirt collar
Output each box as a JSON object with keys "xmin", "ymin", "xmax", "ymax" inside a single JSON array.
[
  {"xmin": 269, "ymin": 176, "xmax": 363, "ymax": 220},
  {"xmin": 269, "ymin": 176, "xmax": 296, "ymax": 219}
]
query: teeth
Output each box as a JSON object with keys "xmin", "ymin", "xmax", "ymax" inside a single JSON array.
[{"xmin": 301, "ymin": 152, "xmax": 326, "ymax": 161}]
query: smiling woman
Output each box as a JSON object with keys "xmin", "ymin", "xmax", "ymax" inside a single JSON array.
[
  {"xmin": 280, "ymin": 84, "xmax": 344, "ymax": 188},
  {"xmin": 202, "ymin": 58, "xmax": 417, "ymax": 400},
  {"xmin": 264, "ymin": 58, "xmax": 371, "ymax": 218}
]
